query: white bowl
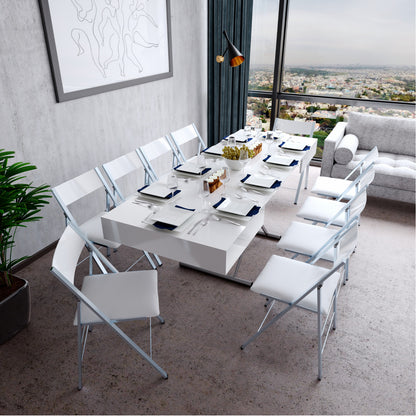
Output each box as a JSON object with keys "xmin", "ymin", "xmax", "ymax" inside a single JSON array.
[{"xmin": 223, "ymin": 158, "xmax": 249, "ymax": 171}]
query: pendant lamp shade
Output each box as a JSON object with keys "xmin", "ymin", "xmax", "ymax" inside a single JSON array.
[{"xmin": 217, "ymin": 30, "xmax": 245, "ymax": 67}]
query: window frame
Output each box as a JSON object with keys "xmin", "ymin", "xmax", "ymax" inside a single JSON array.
[{"xmin": 248, "ymin": 0, "xmax": 415, "ymax": 131}]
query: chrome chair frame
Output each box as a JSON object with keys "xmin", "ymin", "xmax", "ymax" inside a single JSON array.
[
  {"xmin": 98, "ymin": 156, "xmax": 162, "ymax": 268},
  {"xmin": 273, "ymin": 118, "xmax": 316, "ymax": 205},
  {"xmin": 50, "ymin": 223, "xmax": 168, "ymax": 390},
  {"xmin": 169, "ymin": 123, "xmax": 206, "ymax": 165}
]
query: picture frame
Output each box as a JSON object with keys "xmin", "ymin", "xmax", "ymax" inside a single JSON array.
[{"xmin": 39, "ymin": 0, "xmax": 173, "ymax": 102}]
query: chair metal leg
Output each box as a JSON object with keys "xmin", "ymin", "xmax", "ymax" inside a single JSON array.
[
  {"xmin": 294, "ymin": 169, "xmax": 305, "ymax": 205},
  {"xmin": 77, "ymin": 302, "xmax": 83, "ymax": 390},
  {"xmin": 317, "ymin": 286, "xmax": 322, "ymax": 381},
  {"xmin": 153, "ymin": 253, "xmax": 163, "ymax": 267},
  {"xmin": 241, "ymin": 300, "xmax": 295, "ymax": 350}
]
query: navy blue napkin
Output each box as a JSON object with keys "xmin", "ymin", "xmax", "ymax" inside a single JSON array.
[
  {"xmin": 278, "ymin": 141, "xmax": 310, "ymax": 151},
  {"xmin": 174, "ymin": 164, "xmax": 211, "ymax": 175},
  {"xmin": 262, "ymin": 155, "xmax": 298, "ymax": 166},
  {"xmin": 153, "ymin": 205, "xmax": 195, "ymax": 231},
  {"xmin": 137, "ymin": 184, "xmax": 181, "ymax": 199},
  {"xmin": 240, "ymin": 173, "xmax": 281, "ymax": 189},
  {"xmin": 213, "ymin": 197, "xmax": 260, "ymax": 217}
]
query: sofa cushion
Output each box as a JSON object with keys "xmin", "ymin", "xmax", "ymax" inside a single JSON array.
[
  {"xmin": 334, "ymin": 134, "xmax": 359, "ymax": 165},
  {"xmin": 331, "ymin": 150, "xmax": 416, "ymax": 192},
  {"xmin": 346, "ymin": 112, "xmax": 416, "ymax": 156}
]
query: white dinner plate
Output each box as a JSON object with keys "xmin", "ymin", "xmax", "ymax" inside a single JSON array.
[
  {"xmin": 241, "ymin": 174, "xmax": 279, "ymax": 188},
  {"xmin": 264, "ymin": 154, "xmax": 297, "ymax": 166},
  {"xmin": 214, "ymin": 198, "xmax": 256, "ymax": 217},
  {"xmin": 174, "ymin": 162, "xmax": 210, "ymax": 175},
  {"xmin": 139, "ymin": 182, "xmax": 177, "ymax": 199},
  {"xmin": 150, "ymin": 205, "xmax": 195, "ymax": 228}
]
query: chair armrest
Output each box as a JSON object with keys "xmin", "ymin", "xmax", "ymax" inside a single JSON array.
[{"xmin": 321, "ymin": 122, "xmax": 347, "ymax": 177}]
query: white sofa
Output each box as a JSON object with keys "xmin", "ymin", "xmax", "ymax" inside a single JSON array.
[{"xmin": 320, "ymin": 112, "xmax": 416, "ymax": 204}]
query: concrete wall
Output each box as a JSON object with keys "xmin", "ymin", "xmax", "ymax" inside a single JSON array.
[{"xmin": 0, "ymin": 1, "xmax": 207, "ymax": 261}]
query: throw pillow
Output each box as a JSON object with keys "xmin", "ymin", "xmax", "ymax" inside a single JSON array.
[{"xmin": 335, "ymin": 134, "xmax": 359, "ymax": 165}]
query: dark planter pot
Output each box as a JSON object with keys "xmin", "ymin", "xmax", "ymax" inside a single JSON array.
[{"xmin": 0, "ymin": 276, "xmax": 31, "ymax": 344}]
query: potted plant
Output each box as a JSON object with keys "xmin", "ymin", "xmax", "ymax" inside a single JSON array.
[{"xmin": 0, "ymin": 149, "xmax": 51, "ymax": 344}]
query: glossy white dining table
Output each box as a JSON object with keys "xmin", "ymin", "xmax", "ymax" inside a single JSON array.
[{"xmin": 101, "ymin": 133, "xmax": 317, "ymax": 285}]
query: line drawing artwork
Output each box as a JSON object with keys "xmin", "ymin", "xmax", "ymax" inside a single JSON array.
[
  {"xmin": 69, "ymin": 0, "xmax": 160, "ymax": 79},
  {"xmin": 40, "ymin": 0, "xmax": 172, "ymax": 100}
]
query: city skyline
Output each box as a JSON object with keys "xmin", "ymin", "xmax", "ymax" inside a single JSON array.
[{"xmin": 250, "ymin": 0, "xmax": 416, "ymax": 67}]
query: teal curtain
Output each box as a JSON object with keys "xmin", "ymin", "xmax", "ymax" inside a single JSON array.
[{"xmin": 208, "ymin": 0, "xmax": 254, "ymax": 146}]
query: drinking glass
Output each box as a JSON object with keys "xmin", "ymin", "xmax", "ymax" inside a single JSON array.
[
  {"xmin": 228, "ymin": 135, "xmax": 236, "ymax": 147},
  {"xmin": 244, "ymin": 125, "xmax": 251, "ymax": 138},
  {"xmin": 197, "ymin": 152, "xmax": 206, "ymax": 170},
  {"xmin": 265, "ymin": 131, "xmax": 273, "ymax": 153},
  {"xmin": 221, "ymin": 166, "xmax": 231, "ymax": 197},
  {"xmin": 167, "ymin": 173, "xmax": 178, "ymax": 199},
  {"xmin": 200, "ymin": 179, "xmax": 211, "ymax": 210}
]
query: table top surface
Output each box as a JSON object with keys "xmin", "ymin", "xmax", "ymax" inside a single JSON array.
[{"xmin": 101, "ymin": 133, "xmax": 317, "ymax": 259}]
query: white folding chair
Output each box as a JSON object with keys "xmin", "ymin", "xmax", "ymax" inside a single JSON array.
[
  {"xmin": 136, "ymin": 136, "xmax": 176, "ymax": 185},
  {"xmin": 169, "ymin": 123, "xmax": 207, "ymax": 165},
  {"xmin": 273, "ymin": 118, "xmax": 316, "ymax": 204},
  {"xmin": 276, "ymin": 216, "xmax": 360, "ymax": 284},
  {"xmin": 100, "ymin": 152, "xmax": 162, "ymax": 267},
  {"xmin": 273, "ymin": 118, "xmax": 316, "ymax": 138},
  {"xmin": 50, "ymin": 223, "xmax": 168, "ymax": 390},
  {"xmin": 52, "ymin": 169, "xmax": 120, "ymax": 274},
  {"xmin": 312, "ymin": 146, "xmax": 379, "ymax": 200},
  {"xmin": 241, "ymin": 216, "xmax": 359, "ymax": 380},
  {"xmin": 296, "ymin": 161, "xmax": 375, "ymax": 227}
]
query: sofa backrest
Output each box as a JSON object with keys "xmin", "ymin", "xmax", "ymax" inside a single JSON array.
[{"xmin": 346, "ymin": 112, "xmax": 416, "ymax": 156}]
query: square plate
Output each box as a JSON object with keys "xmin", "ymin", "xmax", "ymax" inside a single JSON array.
[
  {"xmin": 263, "ymin": 154, "xmax": 298, "ymax": 166},
  {"xmin": 150, "ymin": 205, "xmax": 195, "ymax": 228},
  {"xmin": 203, "ymin": 143, "xmax": 223, "ymax": 156},
  {"xmin": 241, "ymin": 174, "xmax": 280, "ymax": 188},
  {"xmin": 213, "ymin": 197, "xmax": 256, "ymax": 216},
  {"xmin": 139, "ymin": 182, "xmax": 179, "ymax": 199},
  {"xmin": 281, "ymin": 141, "xmax": 308, "ymax": 151},
  {"xmin": 174, "ymin": 162, "xmax": 211, "ymax": 175}
]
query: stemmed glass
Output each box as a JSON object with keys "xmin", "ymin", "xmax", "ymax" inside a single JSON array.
[
  {"xmin": 167, "ymin": 172, "xmax": 178, "ymax": 199},
  {"xmin": 265, "ymin": 131, "xmax": 274, "ymax": 154},
  {"xmin": 200, "ymin": 179, "xmax": 211, "ymax": 211},
  {"xmin": 221, "ymin": 166, "xmax": 231, "ymax": 197}
]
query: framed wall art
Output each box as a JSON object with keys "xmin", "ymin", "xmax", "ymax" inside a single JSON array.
[{"xmin": 39, "ymin": 0, "xmax": 173, "ymax": 102}]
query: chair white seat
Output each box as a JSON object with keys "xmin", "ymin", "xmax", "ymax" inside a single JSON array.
[
  {"xmin": 277, "ymin": 221, "xmax": 338, "ymax": 261},
  {"xmin": 251, "ymin": 255, "xmax": 340, "ymax": 315},
  {"xmin": 76, "ymin": 270, "xmax": 159, "ymax": 325},
  {"xmin": 80, "ymin": 213, "xmax": 121, "ymax": 249},
  {"xmin": 311, "ymin": 176, "xmax": 356, "ymax": 199},
  {"xmin": 296, "ymin": 196, "xmax": 347, "ymax": 226}
]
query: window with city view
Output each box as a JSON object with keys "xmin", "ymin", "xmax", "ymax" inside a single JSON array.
[{"xmin": 247, "ymin": 0, "xmax": 416, "ymax": 158}]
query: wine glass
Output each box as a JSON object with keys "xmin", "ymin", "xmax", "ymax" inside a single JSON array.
[
  {"xmin": 221, "ymin": 166, "xmax": 231, "ymax": 197},
  {"xmin": 200, "ymin": 179, "xmax": 211, "ymax": 210},
  {"xmin": 197, "ymin": 152, "xmax": 206, "ymax": 171},
  {"xmin": 265, "ymin": 131, "xmax": 273, "ymax": 153},
  {"xmin": 166, "ymin": 173, "xmax": 178, "ymax": 199}
]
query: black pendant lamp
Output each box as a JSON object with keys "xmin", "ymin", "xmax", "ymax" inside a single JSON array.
[{"xmin": 216, "ymin": 30, "xmax": 245, "ymax": 67}]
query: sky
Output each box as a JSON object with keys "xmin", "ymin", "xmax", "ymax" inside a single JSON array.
[{"xmin": 250, "ymin": 0, "xmax": 416, "ymax": 67}]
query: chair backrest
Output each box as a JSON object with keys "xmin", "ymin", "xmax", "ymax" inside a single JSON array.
[
  {"xmin": 136, "ymin": 136, "xmax": 174, "ymax": 184},
  {"xmin": 273, "ymin": 118, "xmax": 316, "ymax": 138},
  {"xmin": 52, "ymin": 169, "xmax": 114, "ymax": 225},
  {"xmin": 51, "ymin": 223, "xmax": 116, "ymax": 286},
  {"xmin": 169, "ymin": 123, "xmax": 206, "ymax": 164},
  {"xmin": 309, "ymin": 216, "xmax": 359, "ymax": 265},
  {"xmin": 338, "ymin": 155, "xmax": 376, "ymax": 200},
  {"xmin": 102, "ymin": 151, "xmax": 143, "ymax": 202}
]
